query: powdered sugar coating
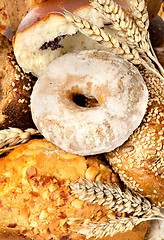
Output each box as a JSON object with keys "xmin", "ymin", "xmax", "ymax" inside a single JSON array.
[{"xmin": 31, "ymin": 50, "xmax": 148, "ymax": 155}]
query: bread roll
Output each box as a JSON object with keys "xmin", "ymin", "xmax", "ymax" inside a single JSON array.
[
  {"xmin": 31, "ymin": 50, "xmax": 148, "ymax": 156},
  {"xmin": 149, "ymin": 15, "xmax": 164, "ymax": 68},
  {"xmin": 13, "ymin": 0, "xmax": 107, "ymax": 77},
  {"xmin": 0, "ymin": 34, "xmax": 36, "ymax": 130},
  {"xmin": 0, "ymin": 138, "xmax": 148, "ymax": 240},
  {"xmin": 105, "ymin": 67, "xmax": 164, "ymax": 207}
]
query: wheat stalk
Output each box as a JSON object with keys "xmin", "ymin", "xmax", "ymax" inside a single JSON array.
[
  {"xmin": 128, "ymin": 0, "xmax": 149, "ymax": 32},
  {"xmin": 76, "ymin": 215, "xmax": 164, "ymax": 238},
  {"xmin": 90, "ymin": 0, "xmax": 164, "ymax": 77},
  {"xmin": 70, "ymin": 180, "xmax": 164, "ymax": 219},
  {"xmin": 76, "ymin": 217, "xmax": 142, "ymax": 238},
  {"xmin": 90, "ymin": 0, "xmax": 144, "ymax": 46},
  {"xmin": 64, "ymin": 10, "xmax": 139, "ymax": 62},
  {"xmin": 0, "ymin": 128, "xmax": 40, "ymax": 154},
  {"xmin": 64, "ymin": 11, "xmax": 164, "ymax": 81}
]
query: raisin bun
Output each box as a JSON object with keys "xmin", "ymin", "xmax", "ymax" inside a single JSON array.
[
  {"xmin": 0, "ymin": 34, "xmax": 36, "ymax": 130},
  {"xmin": 0, "ymin": 138, "xmax": 149, "ymax": 240},
  {"xmin": 13, "ymin": 0, "xmax": 162, "ymax": 77}
]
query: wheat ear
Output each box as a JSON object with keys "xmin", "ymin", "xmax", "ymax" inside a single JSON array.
[
  {"xmin": 90, "ymin": 0, "xmax": 164, "ymax": 77},
  {"xmin": 64, "ymin": 11, "xmax": 164, "ymax": 81},
  {"xmin": 0, "ymin": 128, "xmax": 40, "ymax": 154},
  {"xmin": 76, "ymin": 217, "xmax": 142, "ymax": 238},
  {"xmin": 128, "ymin": 0, "xmax": 149, "ymax": 32},
  {"xmin": 91, "ymin": 0, "xmax": 144, "ymax": 46},
  {"xmin": 70, "ymin": 180, "xmax": 164, "ymax": 219},
  {"xmin": 76, "ymin": 215, "xmax": 164, "ymax": 239}
]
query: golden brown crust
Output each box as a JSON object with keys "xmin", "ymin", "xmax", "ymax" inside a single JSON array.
[
  {"xmin": 149, "ymin": 16, "xmax": 164, "ymax": 48},
  {"xmin": 146, "ymin": 0, "xmax": 163, "ymax": 20},
  {"xmin": 0, "ymin": 0, "xmax": 10, "ymax": 34},
  {"xmin": 0, "ymin": 34, "xmax": 36, "ymax": 130},
  {"xmin": 0, "ymin": 138, "xmax": 148, "ymax": 240},
  {"xmin": 0, "ymin": 222, "xmax": 148, "ymax": 240},
  {"xmin": 105, "ymin": 68, "xmax": 164, "ymax": 207}
]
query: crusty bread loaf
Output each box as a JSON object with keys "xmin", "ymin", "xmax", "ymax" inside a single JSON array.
[
  {"xmin": 0, "ymin": 34, "xmax": 36, "ymax": 129},
  {"xmin": 0, "ymin": 0, "xmax": 10, "ymax": 34},
  {"xmin": 0, "ymin": 138, "xmax": 148, "ymax": 240},
  {"xmin": 3, "ymin": 0, "xmax": 47, "ymax": 31}
]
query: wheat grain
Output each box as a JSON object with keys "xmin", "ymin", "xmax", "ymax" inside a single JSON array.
[
  {"xmin": 128, "ymin": 0, "xmax": 149, "ymax": 32},
  {"xmin": 64, "ymin": 10, "xmax": 164, "ymax": 80},
  {"xmin": 64, "ymin": 11, "xmax": 140, "ymax": 61},
  {"xmin": 76, "ymin": 217, "xmax": 140, "ymax": 238},
  {"xmin": 76, "ymin": 215, "xmax": 164, "ymax": 238},
  {"xmin": 0, "ymin": 127, "xmax": 40, "ymax": 154},
  {"xmin": 90, "ymin": 0, "xmax": 164, "ymax": 77},
  {"xmin": 70, "ymin": 179, "xmax": 164, "ymax": 219},
  {"xmin": 91, "ymin": 0, "xmax": 144, "ymax": 46}
]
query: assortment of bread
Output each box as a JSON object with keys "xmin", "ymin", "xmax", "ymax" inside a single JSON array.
[{"xmin": 0, "ymin": 0, "xmax": 164, "ymax": 240}]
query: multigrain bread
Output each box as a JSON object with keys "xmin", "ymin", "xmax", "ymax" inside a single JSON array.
[
  {"xmin": 0, "ymin": 34, "xmax": 36, "ymax": 129},
  {"xmin": 0, "ymin": 138, "xmax": 148, "ymax": 240},
  {"xmin": 105, "ymin": 67, "xmax": 164, "ymax": 207}
]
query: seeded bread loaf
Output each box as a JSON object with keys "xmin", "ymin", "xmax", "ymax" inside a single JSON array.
[
  {"xmin": 0, "ymin": 138, "xmax": 148, "ymax": 240},
  {"xmin": 105, "ymin": 67, "xmax": 164, "ymax": 207},
  {"xmin": 0, "ymin": 34, "xmax": 36, "ymax": 129}
]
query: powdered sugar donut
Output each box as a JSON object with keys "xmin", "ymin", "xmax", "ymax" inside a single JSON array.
[{"xmin": 31, "ymin": 50, "xmax": 148, "ymax": 156}]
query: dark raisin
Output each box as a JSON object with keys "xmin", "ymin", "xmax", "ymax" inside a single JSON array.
[{"xmin": 7, "ymin": 223, "xmax": 17, "ymax": 228}]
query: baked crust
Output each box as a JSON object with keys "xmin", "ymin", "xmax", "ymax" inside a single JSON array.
[
  {"xmin": 0, "ymin": 0, "xmax": 9, "ymax": 34},
  {"xmin": 0, "ymin": 34, "xmax": 36, "ymax": 129},
  {"xmin": 149, "ymin": 15, "xmax": 164, "ymax": 68},
  {"xmin": 0, "ymin": 138, "xmax": 148, "ymax": 240},
  {"xmin": 105, "ymin": 67, "xmax": 164, "ymax": 207}
]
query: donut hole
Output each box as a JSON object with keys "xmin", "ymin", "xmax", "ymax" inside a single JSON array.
[{"xmin": 72, "ymin": 94, "xmax": 99, "ymax": 108}]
